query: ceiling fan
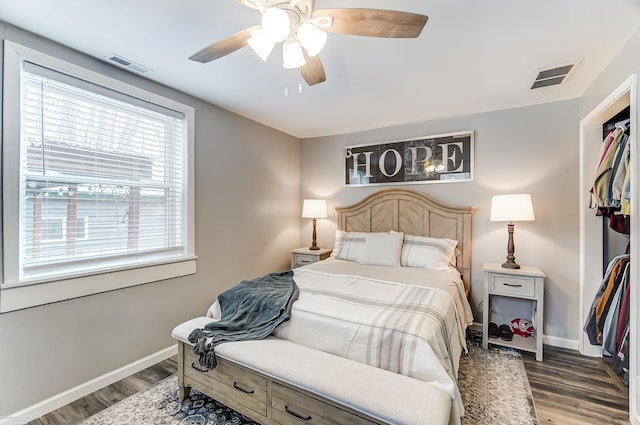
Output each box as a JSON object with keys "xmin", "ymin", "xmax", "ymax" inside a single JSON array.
[{"xmin": 189, "ymin": 0, "xmax": 428, "ymax": 86}]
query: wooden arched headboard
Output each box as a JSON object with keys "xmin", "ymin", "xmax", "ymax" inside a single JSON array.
[{"xmin": 336, "ymin": 189, "xmax": 475, "ymax": 295}]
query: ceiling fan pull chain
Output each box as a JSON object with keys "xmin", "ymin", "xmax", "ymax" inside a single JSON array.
[{"xmin": 284, "ymin": 68, "xmax": 288, "ymax": 98}]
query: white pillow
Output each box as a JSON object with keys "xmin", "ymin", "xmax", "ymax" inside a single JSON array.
[
  {"xmin": 361, "ymin": 231, "xmax": 404, "ymax": 267},
  {"xmin": 400, "ymin": 234, "xmax": 459, "ymax": 270},
  {"xmin": 330, "ymin": 230, "xmax": 369, "ymax": 263}
]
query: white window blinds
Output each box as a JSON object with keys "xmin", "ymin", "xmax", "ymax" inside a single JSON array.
[{"xmin": 19, "ymin": 61, "xmax": 188, "ymax": 279}]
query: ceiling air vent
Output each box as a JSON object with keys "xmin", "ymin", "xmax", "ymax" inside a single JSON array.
[
  {"xmin": 105, "ymin": 54, "xmax": 152, "ymax": 74},
  {"xmin": 531, "ymin": 63, "xmax": 576, "ymax": 89}
]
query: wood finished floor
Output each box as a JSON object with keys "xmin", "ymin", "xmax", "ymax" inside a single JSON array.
[
  {"xmin": 522, "ymin": 346, "xmax": 629, "ymax": 425},
  {"xmin": 26, "ymin": 357, "xmax": 178, "ymax": 425},
  {"xmin": 27, "ymin": 346, "xmax": 629, "ymax": 425}
]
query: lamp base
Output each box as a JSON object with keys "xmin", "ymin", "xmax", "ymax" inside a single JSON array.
[
  {"xmin": 309, "ymin": 218, "xmax": 320, "ymax": 250},
  {"xmin": 501, "ymin": 260, "xmax": 521, "ymax": 269},
  {"xmin": 501, "ymin": 223, "xmax": 520, "ymax": 269}
]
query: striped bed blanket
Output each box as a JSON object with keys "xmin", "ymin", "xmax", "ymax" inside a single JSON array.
[{"xmin": 207, "ymin": 259, "xmax": 471, "ymax": 418}]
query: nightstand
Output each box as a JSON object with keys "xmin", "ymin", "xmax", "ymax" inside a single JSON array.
[
  {"xmin": 290, "ymin": 247, "xmax": 332, "ymax": 269},
  {"xmin": 482, "ymin": 262, "xmax": 545, "ymax": 361}
]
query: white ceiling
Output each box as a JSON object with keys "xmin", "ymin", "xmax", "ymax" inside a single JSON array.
[{"xmin": 1, "ymin": 0, "xmax": 640, "ymax": 138}]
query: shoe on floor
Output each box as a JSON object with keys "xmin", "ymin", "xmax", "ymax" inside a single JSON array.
[
  {"xmin": 499, "ymin": 324, "xmax": 513, "ymax": 341},
  {"xmin": 488, "ymin": 322, "xmax": 500, "ymax": 339}
]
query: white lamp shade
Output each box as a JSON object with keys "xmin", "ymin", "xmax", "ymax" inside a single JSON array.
[
  {"xmin": 490, "ymin": 194, "xmax": 535, "ymax": 222},
  {"xmin": 296, "ymin": 23, "xmax": 327, "ymax": 57},
  {"xmin": 283, "ymin": 40, "xmax": 306, "ymax": 69},
  {"xmin": 261, "ymin": 7, "xmax": 290, "ymax": 43},
  {"xmin": 247, "ymin": 29, "xmax": 275, "ymax": 61},
  {"xmin": 302, "ymin": 199, "xmax": 327, "ymax": 218}
]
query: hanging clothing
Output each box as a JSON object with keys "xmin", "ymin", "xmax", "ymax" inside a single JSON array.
[
  {"xmin": 590, "ymin": 119, "xmax": 632, "ymax": 235},
  {"xmin": 615, "ymin": 282, "xmax": 630, "ymax": 349},
  {"xmin": 595, "ymin": 258, "xmax": 629, "ymax": 342},
  {"xmin": 584, "ymin": 254, "xmax": 632, "ymax": 383},
  {"xmin": 602, "ymin": 271, "xmax": 627, "ymax": 355},
  {"xmin": 611, "ymin": 134, "xmax": 630, "ymax": 207},
  {"xmin": 621, "ymin": 161, "xmax": 632, "ymax": 216},
  {"xmin": 584, "ymin": 254, "xmax": 629, "ymax": 345},
  {"xmin": 591, "ymin": 127, "xmax": 625, "ymax": 210}
]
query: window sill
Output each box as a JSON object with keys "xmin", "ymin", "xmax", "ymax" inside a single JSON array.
[{"xmin": 0, "ymin": 257, "xmax": 197, "ymax": 313}]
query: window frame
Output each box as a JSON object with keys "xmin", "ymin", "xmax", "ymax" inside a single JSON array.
[{"xmin": 1, "ymin": 41, "xmax": 196, "ymax": 312}]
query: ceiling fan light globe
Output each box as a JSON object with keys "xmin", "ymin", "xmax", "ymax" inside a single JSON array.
[
  {"xmin": 297, "ymin": 23, "xmax": 327, "ymax": 57},
  {"xmin": 283, "ymin": 40, "xmax": 306, "ymax": 69},
  {"xmin": 247, "ymin": 29, "xmax": 275, "ymax": 61},
  {"xmin": 261, "ymin": 8, "xmax": 291, "ymax": 42}
]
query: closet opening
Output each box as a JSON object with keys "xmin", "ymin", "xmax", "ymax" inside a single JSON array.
[
  {"xmin": 579, "ymin": 73, "xmax": 638, "ymax": 424},
  {"xmin": 585, "ymin": 105, "xmax": 631, "ymax": 387}
]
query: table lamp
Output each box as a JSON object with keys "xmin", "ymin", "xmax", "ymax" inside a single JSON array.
[
  {"xmin": 490, "ymin": 194, "xmax": 535, "ymax": 269},
  {"xmin": 302, "ymin": 199, "xmax": 327, "ymax": 250}
]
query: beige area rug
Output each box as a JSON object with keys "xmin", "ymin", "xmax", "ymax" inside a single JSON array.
[
  {"xmin": 79, "ymin": 342, "xmax": 539, "ymax": 425},
  {"xmin": 458, "ymin": 339, "xmax": 539, "ymax": 425}
]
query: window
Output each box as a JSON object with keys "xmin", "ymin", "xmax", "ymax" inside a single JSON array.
[
  {"xmin": 1, "ymin": 41, "xmax": 196, "ymax": 312},
  {"xmin": 41, "ymin": 217, "xmax": 66, "ymax": 242},
  {"xmin": 38, "ymin": 216, "xmax": 89, "ymax": 243}
]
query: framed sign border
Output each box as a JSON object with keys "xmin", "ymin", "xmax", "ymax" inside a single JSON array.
[{"xmin": 343, "ymin": 130, "xmax": 475, "ymax": 187}]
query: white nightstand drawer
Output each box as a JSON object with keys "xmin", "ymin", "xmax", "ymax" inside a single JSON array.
[
  {"xmin": 490, "ymin": 274, "xmax": 535, "ymax": 297},
  {"xmin": 293, "ymin": 254, "xmax": 316, "ymax": 268},
  {"xmin": 290, "ymin": 248, "xmax": 332, "ymax": 269}
]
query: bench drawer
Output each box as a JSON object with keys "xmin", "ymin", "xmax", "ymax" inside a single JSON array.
[
  {"xmin": 271, "ymin": 382, "xmax": 376, "ymax": 425},
  {"xmin": 184, "ymin": 348, "xmax": 267, "ymax": 415}
]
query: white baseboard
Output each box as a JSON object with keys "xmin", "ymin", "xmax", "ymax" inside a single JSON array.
[
  {"xmin": 469, "ymin": 322, "xmax": 483, "ymax": 332},
  {"xmin": 543, "ymin": 335, "xmax": 579, "ymax": 351},
  {"xmin": 0, "ymin": 344, "xmax": 178, "ymax": 425}
]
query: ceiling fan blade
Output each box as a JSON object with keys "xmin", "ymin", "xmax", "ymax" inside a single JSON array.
[
  {"xmin": 189, "ymin": 26, "xmax": 260, "ymax": 63},
  {"xmin": 234, "ymin": 0, "xmax": 266, "ymax": 11},
  {"xmin": 299, "ymin": 53, "xmax": 326, "ymax": 86},
  {"xmin": 313, "ymin": 9, "xmax": 428, "ymax": 38}
]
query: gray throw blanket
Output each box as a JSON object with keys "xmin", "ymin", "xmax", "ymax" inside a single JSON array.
[{"xmin": 188, "ymin": 270, "xmax": 299, "ymax": 369}]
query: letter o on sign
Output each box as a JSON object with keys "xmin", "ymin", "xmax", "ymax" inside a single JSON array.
[{"xmin": 378, "ymin": 149, "xmax": 402, "ymax": 177}]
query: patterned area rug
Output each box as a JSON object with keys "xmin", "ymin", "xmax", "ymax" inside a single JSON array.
[
  {"xmin": 459, "ymin": 339, "xmax": 539, "ymax": 425},
  {"xmin": 79, "ymin": 341, "xmax": 538, "ymax": 425}
]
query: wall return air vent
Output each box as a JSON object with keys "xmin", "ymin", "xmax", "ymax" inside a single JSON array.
[
  {"xmin": 531, "ymin": 63, "xmax": 576, "ymax": 89},
  {"xmin": 105, "ymin": 54, "xmax": 152, "ymax": 74}
]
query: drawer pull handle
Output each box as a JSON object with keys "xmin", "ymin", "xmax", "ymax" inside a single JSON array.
[
  {"xmin": 285, "ymin": 405, "xmax": 312, "ymax": 421},
  {"xmin": 300, "ymin": 259, "xmax": 310, "ymax": 263},
  {"xmin": 191, "ymin": 362, "xmax": 209, "ymax": 373},
  {"xmin": 233, "ymin": 382, "xmax": 255, "ymax": 395},
  {"xmin": 503, "ymin": 283, "xmax": 522, "ymax": 288}
]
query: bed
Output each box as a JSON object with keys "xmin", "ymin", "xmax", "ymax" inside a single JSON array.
[{"xmin": 172, "ymin": 188, "xmax": 475, "ymax": 425}]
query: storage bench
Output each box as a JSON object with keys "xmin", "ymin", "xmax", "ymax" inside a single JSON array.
[{"xmin": 172, "ymin": 317, "xmax": 454, "ymax": 425}]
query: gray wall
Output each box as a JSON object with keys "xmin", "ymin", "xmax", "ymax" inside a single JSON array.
[
  {"xmin": 581, "ymin": 28, "xmax": 640, "ymax": 119},
  {"xmin": 0, "ymin": 23, "xmax": 300, "ymax": 416},
  {"xmin": 299, "ymin": 100, "xmax": 581, "ymax": 345}
]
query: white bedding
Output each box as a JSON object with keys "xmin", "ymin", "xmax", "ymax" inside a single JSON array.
[{"xmin": 207, "ymin": 259, "xmax": 473, "ymax": 419}]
